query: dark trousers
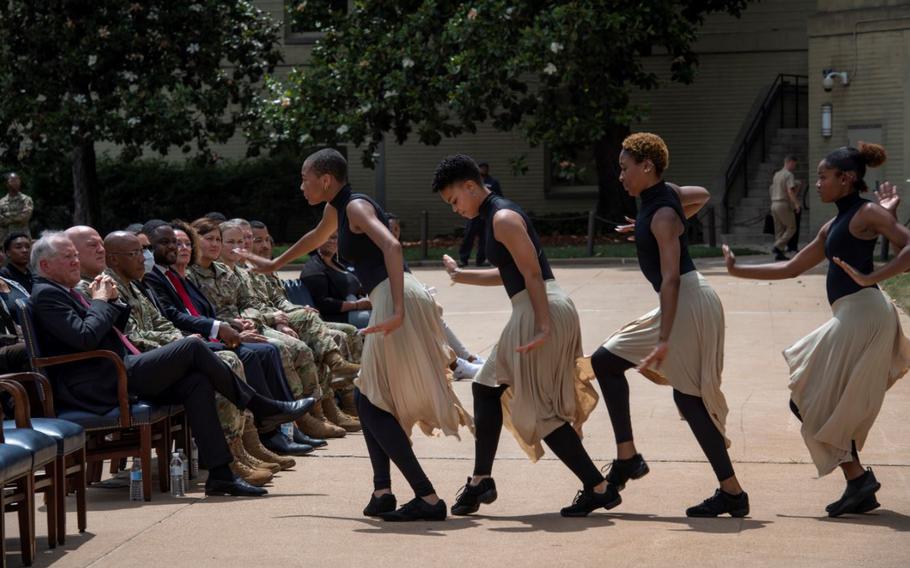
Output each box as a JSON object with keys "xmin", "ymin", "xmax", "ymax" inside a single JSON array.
[
  {"xmin": 472, "ymin": 382, "xmax": 604, "ymax": 489},
  {"xmin": 459, "ymin": 218, "xmax": 487, "ymax": 266},
  {"xmin": 125, "ymin": 337, "xmax": 256, "ymax": 469},
  {"xmin": 790, "ymin": 399, "xmax": 858, "ymax": 461},
  {"xmin": 0, "ymin": 343, "xmax": 29, "ymax": 374},
  {"xmin": 787, "ymin": 210, "xmax": 802, "ymax": 252},
  {"xmin": 591, "ymin": 346, "xmax": 735, "ymax": 482},
  {"xmin": 356, "ymin": 389, "xmax": 435, "ymax": 497},
  {"xmin": 208, "ymin": 342, "xmax": 295, "ymax": 402}
]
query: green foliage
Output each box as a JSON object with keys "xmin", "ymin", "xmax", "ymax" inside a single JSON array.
[
  {"xmin": 0, "ymin": 1, "xmax": 282, "ymax": 168},
  {"xmin": 21, "ymin": 155, "xmax": 321, "ymax": 240},
  {"xmin": 248, "ymin": 1, "xmax": 750, "ymax": 166}
]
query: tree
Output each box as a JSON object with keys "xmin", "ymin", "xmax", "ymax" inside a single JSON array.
[
  {"xmin": 0, "ymin": 1, "xmax": 282, "ymax": 227},
  {"xmin": 248, "ymin": 0, "xmax": 749, "ymax": 220}
]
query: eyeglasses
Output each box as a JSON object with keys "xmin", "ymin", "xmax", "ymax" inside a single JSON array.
[
  {"xmin": 109, "ymin": 250, "xmax": 144, "ymax": 259},
  {"xmin": 176, "ymin": 242, "xmax": 192, "ymax": 249}
]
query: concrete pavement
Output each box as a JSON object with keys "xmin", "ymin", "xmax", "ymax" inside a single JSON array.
[{"xmin": 8, "ymin": 262, "xmax": 910, "ymax": 567}]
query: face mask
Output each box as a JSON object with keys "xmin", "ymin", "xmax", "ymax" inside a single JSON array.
[{"xmin": 143, "ymin": 249, "xmax": 155, "ymax": 274}]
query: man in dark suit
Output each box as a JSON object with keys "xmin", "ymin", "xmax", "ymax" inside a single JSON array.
[
  {"xmin": 141, "ymin": 220, "xmax": 324, "ymax": 452},
  {"xmin": 29, "ymin": 232, "xmax": 313, "ymax": 496}
]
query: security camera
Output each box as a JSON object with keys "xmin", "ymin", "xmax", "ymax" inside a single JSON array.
[{"xmin": 822, "ymin": 70, "xmax": 849, "ymax": 92}]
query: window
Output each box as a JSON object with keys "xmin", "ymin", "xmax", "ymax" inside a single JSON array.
[
  {"xmin": 285, "ymin": 0, "xmax": 350, "ymax": 45},
  {"xmin": 545, "ymin": 147, "xmax": 598, "ymax": 198}
]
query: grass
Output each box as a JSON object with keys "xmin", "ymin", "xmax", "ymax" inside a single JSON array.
[
  {"xmin": 881, "ymin": 273, "xmax": 910, "ymax": 315},
  {"xmin": 273, "ymin": 243, "xmax": 762, "ymax": 263}
]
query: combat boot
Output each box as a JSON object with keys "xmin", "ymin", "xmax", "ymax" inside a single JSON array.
[
  {"xmin": 326, "ymin": 351, "xmax": 360, "ymax": 379},
  {"xmin": 242, "ymin": 416, "xmax": 296, "ymax": 470},
  {"xmin": 338, "ymin": 388, "xmax": 359, "ymax": 417},
  {"xmin": 297, "ymin": 409, "xmax": 346, "ymax": 439}
]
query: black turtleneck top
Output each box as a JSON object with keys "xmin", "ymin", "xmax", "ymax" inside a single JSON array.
[
  {"xmin": 480, "ymin": 193, "xmax": 554, "ymax": 298},
  {"xmin": 634, "ymin": 181, "xmax": 696, "ymax": 292},
  {"xmin": 328, "ymin": 184, "xmax": 409, "ymax": 295},
  {"xmin": 824, "ymin": 191, "xmax": 877, "ymax": 305}
]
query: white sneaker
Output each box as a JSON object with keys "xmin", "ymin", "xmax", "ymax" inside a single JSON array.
[{"xmin": 453, "ymin": 358, "xmax": 482, "ymax": 380}]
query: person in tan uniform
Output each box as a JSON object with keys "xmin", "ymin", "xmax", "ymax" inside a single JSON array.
[
  {"xmin": 769, "ymin": 155, "xmax": 802, "ymax": 260},
  {"xmin": 0, "ymin": 173, "xmax": 34, "ymax": 243},
  {"xmin": 725, "ymin": 142, "xmax": 910, "ymax": 517}
]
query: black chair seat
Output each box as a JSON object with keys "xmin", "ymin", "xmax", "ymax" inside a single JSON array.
[
  {"xmin": 3, "ymin": 429, "xmax": 57, "ymax": 468},
  {"xmin": 57, "ymin": 402, "xmax": 170, "ymax": 431},
  {"xmin": 5, "ymin": 419, "xmax": 85, "ymax": 456},
  {"xmin": 0, "ymin": 443, "xmax": 33, "ymax": 483},
  {"xmin": 284, "ymin": 279, "xmax": 315, "ymax": 307}
]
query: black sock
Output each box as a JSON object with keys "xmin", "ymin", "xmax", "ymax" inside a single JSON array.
[
  {"xmin": 208, "ymin": 464, "xmax": 234, "ymax": 482},
  {"xmin": 847, "ymin": 470, "xmax": 868, "ymax": 488}
]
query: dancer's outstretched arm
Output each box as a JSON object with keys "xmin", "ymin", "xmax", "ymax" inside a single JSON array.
[
  {"xmin": 834, "ymin": 200, "xmax": 910, "ymax": 286},
  {"xmin": 668, "ymin": 183, "xmax": 711, "ymax": 219},
  {"xmin": 242, "ymin": 206, "xmax": 339, "ymax": 273},
  {"xmin": 442, "ymin": 254, "xmax": 503, "ymax": 286},
  {"xmin": 724, "ymin": 223, "xmax": 829, "ymax": 280}
]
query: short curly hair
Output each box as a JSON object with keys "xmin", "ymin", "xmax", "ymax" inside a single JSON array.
[{"xmin": 622, "ymin": 132, "xmax": 669, "ymax": 175}]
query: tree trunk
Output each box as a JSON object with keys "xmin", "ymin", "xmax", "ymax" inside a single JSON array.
[
  {"xmin": 592, "ymin": 123, "xmax": 636, "ymax": 225},
  {"xmin": 72, "ymin": 139, "xmax": 101, "ymax": 227}
]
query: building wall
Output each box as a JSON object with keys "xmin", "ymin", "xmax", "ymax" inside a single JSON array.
[{"xmin": 806, "ymin": 1, "xmax": 910, "ymax": 234}]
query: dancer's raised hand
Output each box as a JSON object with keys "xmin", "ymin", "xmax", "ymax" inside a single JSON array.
[
  {"xmin": 832, "ymin": 256, "xmax": 877, "ymax": 287},
  {"xmin": 874, "ymin": 181, "xmax": 900, "ymax": 217},
  {"xmin": 722, "ymin": 244, "xmax": 737, "ymax": 272},
  {"xmin": 615, "ymin": 216, "xmax": 636, "ymax": 242}
]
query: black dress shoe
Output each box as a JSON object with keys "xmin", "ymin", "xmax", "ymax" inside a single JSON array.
[
  {"xmin": 451, "ymin": 477, "xmax": 497, "ymax": 516},
  {"xmin": 379, "ymin": 497, "xmax": 447, "ymax": 522},
  {"xmin": 686, "ymin": 489, "xmax": 750, "ymax": 518},
  {"xmin": 827, "ymin": 468, "xmax": 881, "ymax": 518},
  {"xmin": 603, "ymin": 454, "xmax": 650, "ymax": 491},
  {"xmin": 205, "ymin": 476, "xmax": 268, "ymax": 497},
  {"xmin": 363, "ymin": 493, "xmax": 397, "ymax": 517},
  {"xmin": 293, "ymin": 427, "xmax": 327, "ymax": 448},
  {"xmin": 260, "ymin": 430, "xmax": 314, "ymax": 456},
  {"xmin": 255, "ymin": 397, "xmax": 315, "ymax": 431},
  {"xmin": 560, "ymin": 486, "xmax": 622, "ymax": 517}
]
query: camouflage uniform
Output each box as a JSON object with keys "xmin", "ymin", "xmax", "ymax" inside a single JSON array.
[
  {"xmin": 104, "ymin": 269, "xmax": 247, "ymax": 441},
  {"xmin": 188, "ymin": 262, "xmax": 319, "ymax": 399},
  {"xmin": 0, "ymin": 191, "xmax": 33, "ymax": 243}
]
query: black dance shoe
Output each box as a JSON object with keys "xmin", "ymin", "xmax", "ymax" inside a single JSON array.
[
  {"xmin": 686, "ymin": 489, "xmax": 750, "ymax": 518},
  {"xmin": 379, "ymin": 497, "xmax": 447, "ymax": 522},
  {"xmin": 363, "ymin": 493, "xmax": 397, "ymax": 517},
  {"xmin": 852, "ymin": 495, "xmax": 882, "ymax": 514},
  {"xmin": 253, "ymin": 397, "xmax": 315, "ymax": 431},
  {"xmin": 293, "ymin": 427, "xmax": 327, "ymax": 448},
  {"xmin": 205, "ymin": 476, "xmax": 268, "ymax": 497},
  {"xmin": 603, "ymin": 454, "xmax": 650, "ymax": 491},
  {"xmin": 827, "ymin": 468, "xmax": 881, "ymax": 518},
  {"xmin": 260, "ymin": 430, "xmax": 314, "ymax": 456},
  {"xmin": 560, "ymin": 485, "xmax": 622, "ymax": 518},
  {"xmin": 451, "ymin": 477, "xmax": 498, "ymax": 516}
]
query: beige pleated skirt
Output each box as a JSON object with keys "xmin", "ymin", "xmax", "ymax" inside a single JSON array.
[
  {"xmin": 355, "ymin": 273, "xmax": 472, "ymax": 438},
  {"xmin": 785, "ymin": 287, "xmax": 910, "ymax": 476},
  {"xmin": 474, "ymin": 280, "xmax": 599, "ymax": 462},
  {"xmin": 598, "ymin": 271, "xmax": 730, "ymax": 446}
]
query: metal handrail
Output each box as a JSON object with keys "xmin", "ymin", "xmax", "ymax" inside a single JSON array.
[{"xmin": 720, "ymin": 73, "xmax": 808, "ymax": 233}]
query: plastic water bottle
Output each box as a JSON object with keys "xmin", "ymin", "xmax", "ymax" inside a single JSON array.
[
  {"xmin": 177, "ymin": 448, "xmax": 189, "ymax": 488},
  {"xmin": 190, "ymin": 439, "xmax": 199, "ymax": 479},
  {"xmin": 169, "ymin": 452, "xmax": 185, "ymax": 497},
  {"xmin": 129, "ymin": 457, "xmax": 143, "ymax": 501},
  {"xmin": 281, "ymin": 422, "xmax": 294, "ymax": 440}
]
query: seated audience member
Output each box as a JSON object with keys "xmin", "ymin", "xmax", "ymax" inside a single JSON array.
[
  {"xmin": 0, "ymin": 232, "xmax": 34, "ymax": 292},
  {"xmin": 104, "ymin": 230, "xmax": 277, "ymax": 485},
  {"xmin": 299, "ymin": 232, "xmax": 371, "ymax": 328},
  {"xmin": 205, "ymin": 212, "xmax": 228, "ymax": 223},
  {"xmin": 28, "ymin": 231, "xmax": 312, "ymax": 496},
  {"xmin": 65, "ymin": 225, "xmax": 107, "ymax": 289},
  {"xmin": 142, "ymin": 219, "xmax": 319, "ymax": 457}
]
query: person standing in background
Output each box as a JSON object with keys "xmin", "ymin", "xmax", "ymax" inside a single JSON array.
[
  {"xmin": 769, "ymin": 156, "xmax": 801, "ymax": 261},
  {"xmin": 0, "ymin": 173, "xmax": 34, "ymax": 244}
]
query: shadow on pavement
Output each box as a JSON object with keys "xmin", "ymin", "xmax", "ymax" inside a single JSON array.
[
  {"xmin": 484, "ymin": 513, "xmax": 616, "ymax": 533},
  {"xmin": 778, "ymin": 509, "xmax": 910, "ymax": 532},
  {"xmin": 6, "ymin": 531, "xmax": 96, "ymax": 568},
  {"xmin": 272, "ymin": 513, "xmax": 483, "ymax": 536},
  {"xmin": 604, "ymin": 512, "xmax": 771, "ymax": 534}
]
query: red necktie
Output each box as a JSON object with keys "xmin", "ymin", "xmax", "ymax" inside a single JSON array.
[
  {"xmin": 70, "ymin": 289, "xmax": 142, "ymax": 356},
  {"xmin": 164, "ymin": 270, "xmax": 201, "ymax": 317}
]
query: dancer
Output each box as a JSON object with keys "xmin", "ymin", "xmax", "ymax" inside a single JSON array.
[
  {"xmin": 243, "ymin": 148, "xmax": 470, "ymax": 522},
  {"xmin": 724, "ymin": 142, "xmax": 910, "ymax": 517},
  {"xmin": 590, "ymin": 132, "xmax": 749, "ymax": 518},
  {"xmin": 434, "ymin": 154, "xmax": 617, "ymax": 518}
]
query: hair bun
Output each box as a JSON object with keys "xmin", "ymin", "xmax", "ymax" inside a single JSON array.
[{"xmin": 858, "ymin": 141, "xmax": 887, "ymax": 168}]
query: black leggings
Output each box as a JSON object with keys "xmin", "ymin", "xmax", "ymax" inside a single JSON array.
[
  {"xmin": 789, "ymin": 399, "xmax": 858, "ymax": 461},
  {"xmin": 472, "ymin": 382, "xmax": 604, "ymax": 489},
  {"xmin": 355, "ymin": 389, "xmax": 435, "ymax": 497},
  {"xmin": 591, "ymin": 346, "xmax": 735, "ymax": 482}
]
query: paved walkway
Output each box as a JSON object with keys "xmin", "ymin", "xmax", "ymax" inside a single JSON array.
[{"xmin": 9, "ymin": 263, "xmax": 910, "ymax": 567}]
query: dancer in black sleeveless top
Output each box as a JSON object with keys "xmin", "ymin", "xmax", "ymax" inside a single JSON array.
[
  {"xmin": 591, "ymin": 133, "xmax": 749, "ymax": 518},
  {"xmin": 433, "ymin": 154, "xmax": 618, "ymax": 517},
  {"xmin": 243, "ymin": 149, "xmax": 470, "ymax": 522},
  {"xmin": 724, "ymin": 142, "xmax": 910, "ymax": 517}
]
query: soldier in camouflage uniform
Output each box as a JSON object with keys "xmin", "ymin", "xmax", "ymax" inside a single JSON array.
[
  {"xmin": 0, "ymin": 173, "xmax": 33, "ymax": 244},
  {"xmin": 102, "ymin": 231, "xmax": 275, "ymax": 485}
]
